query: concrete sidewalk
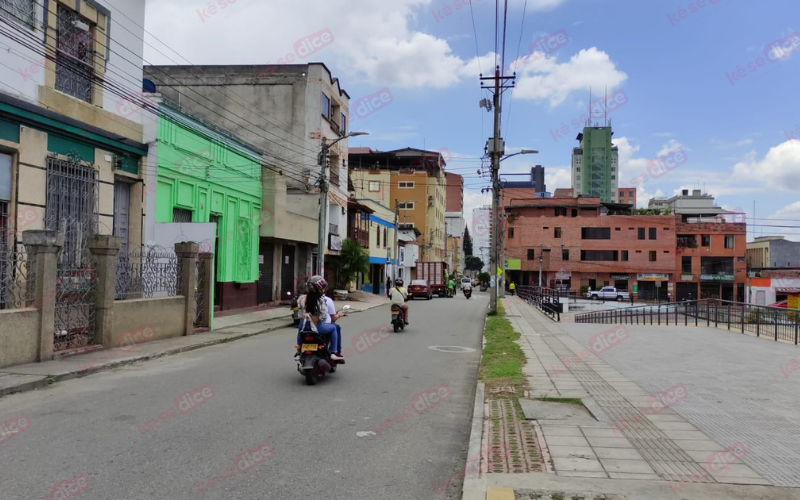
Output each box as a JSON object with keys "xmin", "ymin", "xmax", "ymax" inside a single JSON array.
[
  {"xmin": 0, "ymin": 299, "xmax": 383, "ymax": 397},
  {"xmin": 464, "ymin": 296, "xmax": 800, "ymax": 500}
]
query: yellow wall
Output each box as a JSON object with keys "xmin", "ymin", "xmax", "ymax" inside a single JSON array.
[{"xmin": 390, "ymin": 170, "xmax": 446, "ymax": 261}]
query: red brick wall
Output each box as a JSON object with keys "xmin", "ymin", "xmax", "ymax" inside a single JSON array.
[{"xmin": 445, "ymin": 173, "xmax": 463, "ymax": 212}]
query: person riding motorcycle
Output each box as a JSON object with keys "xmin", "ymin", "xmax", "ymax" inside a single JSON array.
[
  {"xmin": 389, "ymin": 278, "xmax": 410, "ymax": 324},
  {"xmin": 324, "ymin": 285, "xmax": 348, "ymax": 346},
  {"xmin": 295, "ymin": 276, "xmax": 343, "ymax": 360}
]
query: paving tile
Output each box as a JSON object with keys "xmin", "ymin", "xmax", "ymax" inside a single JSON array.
[
  {"xmin": 676, "ymin": 440, "xmax": 725, "ymax": 452},
  {"xmin": 652, "ymin": 421, "xmax": 700, "ymax": 431},
  {"xmin": 707, "ymin": 464, "xmax": 765, "ymax": 478},
  {"xmin": 664, "ymin": 430, "xmax": 711, "ymax": 440},
  {"xmin": 607, "ymin": 472, "xmax": 662, "ymax": 480},
  {"xmin": 580, "ymin": 427, "xmax": 620, "ymax": 438},
  {"xmin": 552, "ymin": 456, "xmax": 605, "ymax": 472},
  {"xmin": 547, "ymin": 445, "xmax": 596, "ymax": 458},
  {"xmin": 586, "ymin": 437, "xmax": 634, "ymax": 448},
  {"xmin": 541, "ymin": 426, "xmax": 583, "ymax": 436},
  {"xmin": 599, "ymin": 459, "xmax": 656, "ymax": 474},
  {"xmin": 593, "ymin": 447, "xmax": 645, "ymax": 460},
  {"xmin": 544, "ymin": 436, "xmax": 590, "ymax": 447},
  {"xmin": 712, "ymin": 476, "xmax": 772, "ymax": 485}
]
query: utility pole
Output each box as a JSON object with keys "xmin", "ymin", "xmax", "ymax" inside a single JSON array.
[
  {"xmin": 316, "ymin": 144, "xmax": 329, "ymax": 276},
  {"xmin": 538, "ymin": 250, "xmax": 543, "ymax": 288},
  {"xmin": 393, "ymin": 199, "xmax": 400, "ymax": 281},
  {"xmin": 481, "ymin": 66, "xmax": 514, "ymax": 314}
]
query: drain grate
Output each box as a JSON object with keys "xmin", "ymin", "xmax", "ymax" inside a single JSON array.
[{"xmin": 485, "ymin": 399, "xmax": 550, "ymax": 473}]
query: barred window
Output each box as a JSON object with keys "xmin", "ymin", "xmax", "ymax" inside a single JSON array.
[
  {"xmin": 0, "ymin": 0, "xmax": 35, "ymax": 28},
  {"xmin": 55, "ymin": 4, "xmax": 94, "ymax": 103},
  {"xmin": 172, "ymin": 208, "xmax": 193, "ymax": 223},
  {"xmin": 45, "ymin": 155, "xmax": 98, "ymax": 266}
]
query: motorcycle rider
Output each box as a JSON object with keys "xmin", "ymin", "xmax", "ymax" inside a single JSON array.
[
  {"xmin": 295, "ymin": 276, "xmax": 343, "ymax": 361},
  {"xmin": 390, "ymin": 278, "xmax": 410, "ymax": 324},
  {"xmin": 324, "ymin": 285, "xmax": 348, "ymax": 345}
]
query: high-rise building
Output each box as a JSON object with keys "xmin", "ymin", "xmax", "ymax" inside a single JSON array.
[
  {"xmin": 571, "ymin": 126, "xmax": 618, "ymax": 203},
  {"xmin": 471, "ymin": 206, "xmax": 492, "ymax": 272},
  {"xmin": 532, "ymin": 165, "xmax": 546, "ymax": 193}
]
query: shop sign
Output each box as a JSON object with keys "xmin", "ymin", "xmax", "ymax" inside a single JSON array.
[
  {"xmin": 637, "ymin": 273, "xmax": 669, "ymax": 281},
  {"xmin": 700, "ymin": 274, "xmax": 734, "ymax": 281},
  {"xmin": 504, "ymin": 258, "xmax": 521, "ymax": 270},
  {"xmin": 329, "ymin": 234, "xmax": 343, "ymax": 251},
  {"xmin": 611, "ymin": 274, "xmax": 630, "ymax": 280},
  {"xmin": 555, "ymin": 268, "xmax": 571, "ymax": 280},
  {"xmin": 681, "ymin": 274, "xmax": 693, "ymax": 281}
]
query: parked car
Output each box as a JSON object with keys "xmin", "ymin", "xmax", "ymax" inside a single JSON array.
[
  {"xmin": 408, "ymin": 280, "xmax": 433, "ymax": 300},
  {"xmin": 587, "ymin": 286, "xmax": 630, "ymax": 301},
  {"xmin": 768, "ymin": 300, "xmax": 788, "ymax": 308}
]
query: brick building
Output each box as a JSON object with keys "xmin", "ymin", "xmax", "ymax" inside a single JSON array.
[
  {"xmin": 501, "ymin": 195, "xmax": 747, "ymax": 301},
  {"xmin": 445, "ymin": 172, "xmax": 463, "ymax": 212}
]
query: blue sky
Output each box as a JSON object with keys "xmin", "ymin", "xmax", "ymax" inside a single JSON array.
[{"xmin": 145, "ymin": 0, "xmax": 800, "ymax": 241}]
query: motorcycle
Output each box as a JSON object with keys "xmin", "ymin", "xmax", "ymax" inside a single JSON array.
[
  {"xmin": 296, "ymin": 305, "xmax": 350, "ymax": 385},
  {"xmin": 391, "ymin": 304, "xmax": 407, "ymax": 332},
  {"xmin": 290, "ymin": 293, "xmax": 300, "ymax": 326},
  {"xmin": 463, "ymin": 287, "xmax": 472, "ymax": 299}
]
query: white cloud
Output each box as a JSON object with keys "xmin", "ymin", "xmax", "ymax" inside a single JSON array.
[
  {"xmin": 763, "ymin": 202, "xmax": 800, "ymax": 242},
  {"xmin": 613, "ymin": 137, "xmax": 686, "ymax": 208},
  {"xmin": 512, "ymin": 48, "xmax": 628, "ymax": 107},
  {"xmin": 732, "ymin": 140, "xmax": 800, "ymax": 192},
  {"xmin": 545, "ymin": 167, "xmax": 571, "ymax": 191}
]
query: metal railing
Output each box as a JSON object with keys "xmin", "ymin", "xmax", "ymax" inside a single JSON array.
[
  {"xmin": 575, "ymin": 299, "xmax": 800, "ymax": 345},
  {"xmin": 517, "ymin": 285, "xmax": 561, "ymax": 321},
  {"xmin": 116, "ymin": 246, "xmax": 181, "ymax": 300}
]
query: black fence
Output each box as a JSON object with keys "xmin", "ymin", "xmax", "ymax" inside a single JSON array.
[
  {"xmin": 575, "ymin": 299, "xmax": 800, "ymax": 345},
  {"xmin": 516, "ymin": 285, "xmax": 561, "ymax": 321}
]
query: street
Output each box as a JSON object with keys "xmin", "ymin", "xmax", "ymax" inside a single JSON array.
[{"xmin": 0, "ymin": 292, "xmax": 487, "ymax": 500}]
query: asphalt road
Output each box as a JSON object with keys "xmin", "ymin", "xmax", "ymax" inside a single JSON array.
[{"xmin": 0, "ymin": 290, "xmax": 487, "ymax": 500}]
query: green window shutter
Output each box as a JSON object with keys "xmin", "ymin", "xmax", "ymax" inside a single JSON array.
[{"xmin": 0, "ymin": 117, "xmax": 20, "ymax": 143}]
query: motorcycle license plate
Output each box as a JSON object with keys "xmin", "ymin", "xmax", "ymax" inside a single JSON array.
[
  {"xmin": 391, "ymin": 312, "xmax": 399, "ymax": 316},
  {"xmin": 301, "ymin": 343, "xmax": 318, "ymax": 351}
]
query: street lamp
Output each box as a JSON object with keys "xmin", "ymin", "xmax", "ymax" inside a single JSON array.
[
  {"xmin": 317, "ymin": 131, "xmax": 369, "ymax": 275},
  {"xmin": 494, "ymin": 149, "xmax": 537, "ymax": 300}
]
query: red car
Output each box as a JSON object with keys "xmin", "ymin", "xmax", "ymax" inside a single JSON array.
[
  {"xmin": 408, "ymin": 280, "xmax": 433, "ymax": 300},
  {"xmin": 768, "ymin": 300, "xmax": 788, "ymax": 308}
]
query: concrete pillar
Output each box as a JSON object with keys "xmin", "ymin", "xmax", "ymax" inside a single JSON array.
[
  {"xmin": 198, "ymin": 252, "xmax": 214, "ymax": 328},
  {"xmin": 175, "ymin": 242, "xmax": 198, "ymax": 336},
  {"xmin": 87, "ymin": 235, "xmax": 121, "ymax": 348},
  {"xmin": 22, "ymin": 230, "xmax": 63, "ymax": 361}
]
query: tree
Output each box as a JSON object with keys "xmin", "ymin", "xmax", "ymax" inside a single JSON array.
[
  {"xmin": 463, "ymin": 226, "xmax": 473, "ymax": 256},
  {"xmin": 465, "ymin": 256, "xmax": 484, "ymax": 272},
  {"xmin": 334, "ymin": 238, "xmax": 370, "ymax": 289},
  {"xmin": 477, "ymin": 272, "xmax": 490, "ymax": 285}
]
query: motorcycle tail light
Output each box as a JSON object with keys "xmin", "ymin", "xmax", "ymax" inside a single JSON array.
[
  {"xmin": 295, "ymin": 345, "xmax": 300, "ymax": 349},
  {"xmin": 319, "ymin": 345, "xmax": 326, "ymax": 349}
]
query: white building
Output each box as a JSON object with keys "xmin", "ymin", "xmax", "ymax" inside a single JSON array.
[
  {"xmin": 471, "ymin": 206, "xmax": 492, "ymax": 273},
  {"xmin": 445, "ymin": 211, "xmax": 465, "ymax": 272}
]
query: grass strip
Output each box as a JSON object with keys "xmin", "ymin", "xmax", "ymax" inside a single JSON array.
[{"xmin": 480, "ymin": 302, "xmax": 526, "ymax": 394}]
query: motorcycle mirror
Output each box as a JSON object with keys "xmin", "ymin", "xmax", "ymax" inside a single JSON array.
[{"xmin": 342, "ymin": 305, "xmax": 351, "ymax": 310}]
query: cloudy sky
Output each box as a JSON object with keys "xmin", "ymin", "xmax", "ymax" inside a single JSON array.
[{"xmin": 143, "ymin": 0, "xmax": 800, "ymax": 241}]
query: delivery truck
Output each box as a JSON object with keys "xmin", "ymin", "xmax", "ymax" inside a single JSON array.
[{"xmin": 417, "ymin": 261, "xmax": 449, "ymax": 297}]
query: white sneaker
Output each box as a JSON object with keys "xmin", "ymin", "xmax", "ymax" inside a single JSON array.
[{"xmin": 331, "ymin": 352, "xmax": 344, "ymax": 361}]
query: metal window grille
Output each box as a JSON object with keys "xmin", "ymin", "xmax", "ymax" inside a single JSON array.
[
  {"xmin": 55, "ymin": 4, "xmax": 94, "ymax": 103},
  {"xmin": 172, "ymin": 208, "xmax": 193, "ymax": 223},
  {"xmin": 0, "ymin": 0, "xmax": 35, "ymax": 28},
  {"xmin": 236, "ymin": 217, "xmax": 251, "ymax": 282},
  {"xmin": 45, "ymin": 153, "xmax": 99, "ymax": 266},
  {"xmin": 116, "ymin": 245, "xmax": 181, "ymax": 299}
]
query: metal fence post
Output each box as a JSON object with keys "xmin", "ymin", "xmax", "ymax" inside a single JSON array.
[
  {"xmin": 727, "ymin": 305, "xmax": 731, "ymax": 330},
  {"xmin": 756, "ymin": 308, "xmax": 760, "ymax": 337},
  {"xmin": 795, "ymin": 314, "xmax": 799, "ymax": 345},
  {"xmin": 658, "ymin": 305, "xmax": 661, "ymax": 325}
]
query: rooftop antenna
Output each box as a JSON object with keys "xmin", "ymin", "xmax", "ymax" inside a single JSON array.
[
  {"xmin": 604, "ymin": 85, "xmax": 608, "ymax": 127},
  {"xmin": 588, "ymin": 87, "xmax": 592, "ymax": 127}
]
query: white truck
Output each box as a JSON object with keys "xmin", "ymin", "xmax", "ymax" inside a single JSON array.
[{"xmin": 587, "ymin": 286, "xmax": 630, "ymax": 301}]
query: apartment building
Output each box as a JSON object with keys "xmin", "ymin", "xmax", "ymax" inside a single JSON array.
[
  {"xmin": 571, "ymin": 126, "xmax": 619, "ymax": 203},
  {"xmin": 348, "ymin": 147, "xmax": 447, "ymax": 262},
  {"xmin": 747, "ymin": 236, "xmax": 800, "ymax": 268}
]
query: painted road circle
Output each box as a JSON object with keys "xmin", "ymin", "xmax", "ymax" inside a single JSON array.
[{"xmin": 427, "ymin": 346, "xmax": 477, "ymax": 353}]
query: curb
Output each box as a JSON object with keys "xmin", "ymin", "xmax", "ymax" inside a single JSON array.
[
  {"xmin": 461, "ymin": 312, "xmax": 487, "ymax": 500},
  {"xmin": 0, "ymin": 302, "xmax": 385, "ymax": 398}
]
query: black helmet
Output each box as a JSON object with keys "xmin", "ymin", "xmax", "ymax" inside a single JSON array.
[
  {"xmin": 394, "ymin": 278, "xmax": 404, "ymax": 286},
  {"xmin": 308, "ymin": 275, "xmax": 328, "ymax": 294}
]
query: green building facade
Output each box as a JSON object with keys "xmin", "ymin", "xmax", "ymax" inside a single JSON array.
[
  {"xmin": 148, "ymin": 106, "xmax": 263, "ymax": 310},
  {"xmin": 572, "ymin": 126, "xmax": 618, "ymax": 203}
]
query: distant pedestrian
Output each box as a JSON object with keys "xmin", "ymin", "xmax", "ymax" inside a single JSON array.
[
  {"xmin": 630, "ymin": 293, "xmax": 634, "ymax": 306},
  {"xmin": 386, "ymin": 277, "xmax": 392, "ymax": 298},
  {"xmin": 667, "ymin": 292, "xmax": 672, "ymax": 303}
]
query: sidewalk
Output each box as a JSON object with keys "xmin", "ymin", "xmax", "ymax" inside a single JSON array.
[
  {"xmin": 463, "ymin": 296, "xmax": 800, "ymax": 500},
  {"xmin": 0, "ymin": 299, "xmax": 384, "ymax": 397}
]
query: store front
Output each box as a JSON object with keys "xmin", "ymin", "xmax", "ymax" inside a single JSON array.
[
  {"xmin": 611, "ymin": 274, "xmax": 631, "ymax": 291},
  {"xmin": 635, "ymin": 273, "xmax": 669, "ymax": 301}
]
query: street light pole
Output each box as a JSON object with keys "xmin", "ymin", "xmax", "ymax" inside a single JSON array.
[{"xmin": 316, "ymin": 131, "xmax": 368, "ymax": 276}]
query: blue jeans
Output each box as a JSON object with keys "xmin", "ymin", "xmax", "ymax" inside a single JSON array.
[{"xmin": 297, "ymin": 322, "xmax": 340, "ymax": 353}]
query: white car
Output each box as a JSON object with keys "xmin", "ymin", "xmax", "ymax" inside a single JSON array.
[{"xmin": 587, "ymin": 286, "xmax": 630, "ymax": 301}]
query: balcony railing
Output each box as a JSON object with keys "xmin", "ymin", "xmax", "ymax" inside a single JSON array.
[{"xmin": 348, "ymin": 226, "xmax": 370, "ymax": 248}]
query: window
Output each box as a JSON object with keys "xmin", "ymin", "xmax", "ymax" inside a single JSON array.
[
  {"xmin": 629, "ymin": 190, "xmax": 634, "ymax": 197},
  {"xmin": 527, "ymin": 249, "xmax": 535, "ymax": 260},
  {"xmin": 701, "ymin": 234, "xmax": 710, "ymax": 247},
  {"xmin": 562, "ymin": 249, "xmax": 569, "ymax": 261},
  {"xmin": 638, "ymin": 228, "xmax": 645, "ymax": 240},
  {"xmin": 45, "ymin": 156, "xmax": 98, "ymax": 264},
  {"xmin": 321, "ymin": 93, "xmax": 331, "ymax": 118},
  {"xmin": 340, "ymin": 113, "xmax": 346, "ymax": 135},
  {"xmin": 398, "ymin": 202, "xmax": 414, "ymax": 209},
  {"xmin": 399, "ymin": 181, "xmax": 415, "ymax": 188},
  {"xmin": 701, "ymin": 257, "xmax": 734, "ymax": 275},
  {"xmin": 173, "ymin": 208, "xmax": 193, "ymax": 223},
  {"xmin": 682, "ymin": 256, "xmax": 692, "ymax": 273},
  {"xmin": 576, "ymin": 167, "xmax": 581, "ymax": 172},
  {"xmin": 0, "ymin": 0, "xmax": 35, "ymax": 27},
  {"xmin": 555, "ymin": 207, "xmax": 567, "ymax": 217},
  {"xmin": 56, "ymin": 5, "xmax": 95, "ymax": 103},
  {"xmin": 621, "ymin": 250, "xmax": 628, "ymax": 261},
  {"xmin": 571, "ymin": 209, "xmax": 578, "ymax": 217},
  {"xmin": 581, "ymin": 227, "xmax": 611, "ymax": 239},
  {"xmin": 554, "ymin": 227, "xmax": 562, "ymax": 238},
  {"xmin": 724, "ymin": 235, "xmax": 734, "ymax": 249},
  {"xmin": 368, "ymin": 181, "xmax": 380, "ymax": 192},
  {"xmin": 581, "ymin": 250, "xmax": 618, "ymax": 261},
  {"xmin": 384, "ymin": 228, "xmax": 387, "ymax": 247},
  {"xmin": 649, "ymin": 251, "xmax": 657, "ymax": 262},
  {"xmin": 508, "ymin": 227, "xmax": 514, "ymax": 239},
  {"xmin": 649, "ymin": 227, "xmax": 657, "ymax": 240},
  {"xmin": 615, "ymin": 227, "xmax": 621, "ymax": 231}
]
